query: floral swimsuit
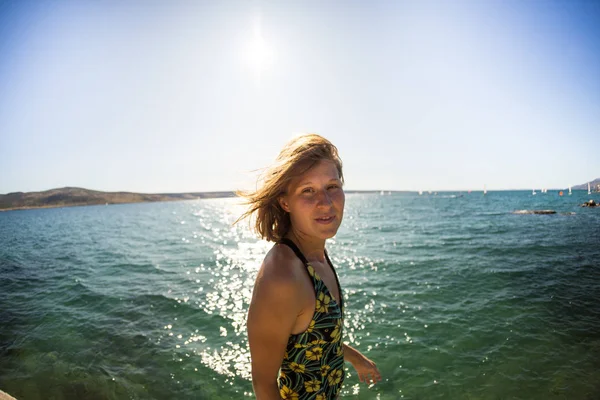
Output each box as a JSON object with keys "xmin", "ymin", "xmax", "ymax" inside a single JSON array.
[{"xmin": 277, "ymin": 238, "xmax": 345, "ymax": 400}]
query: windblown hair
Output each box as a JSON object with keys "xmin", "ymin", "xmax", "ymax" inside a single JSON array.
[{"xmin": 236, "ymin": 134, "xmax": 344, "ymax": 242}]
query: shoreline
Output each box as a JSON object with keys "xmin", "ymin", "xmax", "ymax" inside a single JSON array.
[
  {"xmin": 0, "ymin": 188, "xmax": 237, "ymax": 212},
  {"xmin": 0, "ymin": 197, "xmax": 234, "ymax": 212}
]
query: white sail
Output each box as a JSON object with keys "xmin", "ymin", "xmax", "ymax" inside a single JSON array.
[
  {"xmin": 588, "ymin": 182, "xmax": 591, "ymax": 195},
  {"xmin": 569, "ymin": 186, "xmax": 572, "ymax": 195},
  {"xmin": 484, "ymin": 185, "xmax": 487, "ymax": 195},
  {"xmin": 532, "ymin": 188, "xmax": 537, "ymax": 195}
]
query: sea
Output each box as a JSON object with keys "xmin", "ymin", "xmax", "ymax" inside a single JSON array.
[{"xmin": 1, "ymin": 191, "xmax": 600, "ymax": 400}]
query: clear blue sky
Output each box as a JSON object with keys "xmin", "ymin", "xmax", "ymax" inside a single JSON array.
[{"xmin": 1, "ymin": 0, "xmax": 599, "ymax": 193}]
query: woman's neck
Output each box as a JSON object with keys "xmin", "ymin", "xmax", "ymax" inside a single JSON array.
[{"xmin": 286, "ymin": 230, "xmax": 326, "ymax": 263}]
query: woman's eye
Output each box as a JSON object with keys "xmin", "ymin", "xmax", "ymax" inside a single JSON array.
[
  {"xmin": 327, "ymin": 185, "xmax": 339, "ymax": 190},
  {"xmin": 302, "ymin": 188, "xmax": 314, "ymax": 194}
]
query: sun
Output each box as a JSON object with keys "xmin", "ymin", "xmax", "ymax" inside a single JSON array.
[
  {"xmin": 247, "ymin": 33, "xmax": 273, "ymax": 70},
  {"xmin": 243, "ymin": 19, "xmax": 274, "ymax": 82}
]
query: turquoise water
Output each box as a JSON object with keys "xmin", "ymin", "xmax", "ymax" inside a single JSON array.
[{"xmin": 1, "ymin": 191, "xmax": 600, "ymax": 400}]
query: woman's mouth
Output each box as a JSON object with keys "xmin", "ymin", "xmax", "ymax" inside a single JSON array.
[{"xmin": 315, "ymin": 215, "xmax": 335, "ymax": 224}]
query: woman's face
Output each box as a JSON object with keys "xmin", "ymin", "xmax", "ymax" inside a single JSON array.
[{"xmin": 279, "ymin": 160, "xmax": 345, "ymax": 241}]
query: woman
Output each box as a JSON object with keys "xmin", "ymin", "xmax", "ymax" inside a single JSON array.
[{"xmin": 238, "ymin": 134, "xmax": 381, "ymax": 399}]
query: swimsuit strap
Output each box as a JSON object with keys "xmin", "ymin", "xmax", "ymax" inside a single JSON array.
[
  {"xmin": 324, "ymin": 249, "xmax": 344, "ymax": 312},
  {"xmin": 279, "ymin": 238, "xmax": 343, "ymax": 310},
  {"xmin": 278, "ymin": 238, "xmax": 309, "ymax": 265}
]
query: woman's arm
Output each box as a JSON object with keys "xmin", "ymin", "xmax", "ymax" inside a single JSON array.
[
  {"xmin": 247, "ymin": 259, "xmax": 301, "ymax": 400},
  {"xmin": 343, "ymin": 344, "xmax": 381, "ymax": 385}
]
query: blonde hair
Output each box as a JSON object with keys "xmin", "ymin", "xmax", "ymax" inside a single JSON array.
[{"xmin": 236, "ymin": 134, "xmax": 344, "ymax": 242}]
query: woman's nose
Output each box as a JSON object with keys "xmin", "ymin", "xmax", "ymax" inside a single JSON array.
[{"xmin": 317, "ymin": 190, "xmax": 333, "ymax": 207}]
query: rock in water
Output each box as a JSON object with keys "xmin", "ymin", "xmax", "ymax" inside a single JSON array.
[{"xmin": 512, "ymin": 210, "xmax": 557, "ymax": 215}]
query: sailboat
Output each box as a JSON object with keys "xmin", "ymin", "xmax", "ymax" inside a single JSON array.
[
  {"xmin": 532, "ymin": 188, "xmax": 537, "ymax": 195},
  {"xmin": 483, "ymin": 185, "xmax": 487, "ymax": 195},
  {"xmin": 588, "ymin": 182, "xmax": 592, "ymax": 195},
  {"xmin": 569, "ymin": 186, "xmax": 572, "ymax": 195}
]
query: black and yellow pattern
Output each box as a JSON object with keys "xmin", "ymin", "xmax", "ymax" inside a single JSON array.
[{"xmin": 277, "ymin": 239, "xmax": 345, "ymax": 400}]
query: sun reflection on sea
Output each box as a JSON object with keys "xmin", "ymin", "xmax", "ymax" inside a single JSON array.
[{"xmin": 164, "ymin": 199, "xmax": 271, "ymax": 381}]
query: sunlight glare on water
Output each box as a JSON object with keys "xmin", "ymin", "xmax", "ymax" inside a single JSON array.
[{"xmin": 178, "ymin": 199, "xmax": 270, "ymax": 381}]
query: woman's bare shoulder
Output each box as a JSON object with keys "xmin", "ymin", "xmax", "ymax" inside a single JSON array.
[
  {"xmin": 255, "ymin": 244, "xmax": 304, "ymax": 287},
  {"xmin": 249, "ymin": 244, "xmax": 305, "ymax": 311}
]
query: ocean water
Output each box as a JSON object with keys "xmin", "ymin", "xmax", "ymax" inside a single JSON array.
[{"xmin": 1, "ymin": 191, "xmax": 600, "ymax": 400}]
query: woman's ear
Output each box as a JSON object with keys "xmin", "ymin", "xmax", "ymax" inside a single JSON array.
[{"xmin": 278, "ymin": 196, "xmax": 290, "ymax": 213}]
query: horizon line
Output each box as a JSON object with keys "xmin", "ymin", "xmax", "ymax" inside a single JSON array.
[{"xmin": 2, "ymin": 185, "xmax": 597, "ymax": 196}]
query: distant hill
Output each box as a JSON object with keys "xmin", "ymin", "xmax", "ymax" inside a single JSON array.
[
  {"xmin": 572, "ymin": 177, "xmax": 600, "ymax": 191},
  {"xmin": 0, "ymin": 187, "xmax": 235, "ymax": 211}
]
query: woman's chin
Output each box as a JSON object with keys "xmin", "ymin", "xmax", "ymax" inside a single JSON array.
[{"xmin": 315, "ymin": 226, "xmax": 341, "ymax": 240}]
